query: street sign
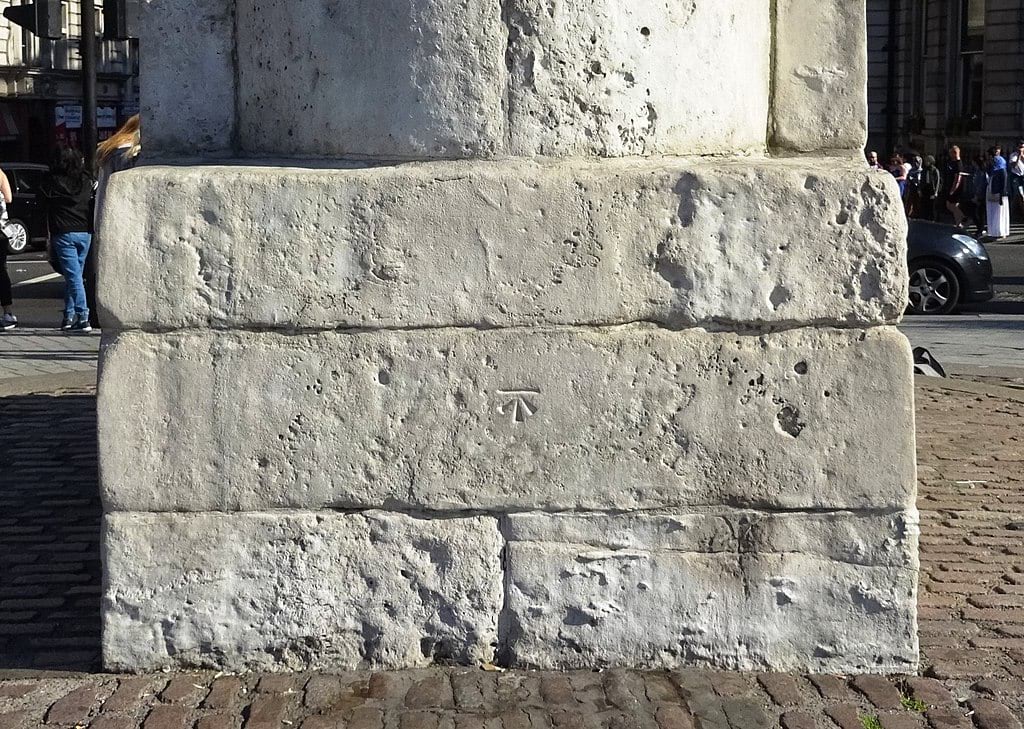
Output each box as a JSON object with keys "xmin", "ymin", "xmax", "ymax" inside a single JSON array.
[
  {"xmin": 2, "ymin": 1, "xmax": 63, "ymax": 40},
  {"xmin": 97, "ymin": 106, "xmax": 117, "ymax": 128},
  {"xmin": 55, "ymin": 105, "xmax": 84, "ymax": 130}
]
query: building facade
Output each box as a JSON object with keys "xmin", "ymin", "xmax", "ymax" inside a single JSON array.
[
  {"xmin": 0, "ymin": 0, "xmax": 138, "ymax": 163},
  {"xmin": 867, "ymin": 0, "xmax": 1024, "ymax": 158}
]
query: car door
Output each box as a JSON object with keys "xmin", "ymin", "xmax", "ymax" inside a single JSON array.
[{"xmin": 9, "ymin": 168, "xmax": 47, "ymax": 242}]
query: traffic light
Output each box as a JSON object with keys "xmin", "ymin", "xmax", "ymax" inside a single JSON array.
[
  {"xmin": 2, "ymin": 1, "xmax": 63, "ymax": 40},
  {"xmin": 102, "ymin": 0, "xmax": 139, "ymax": 40}
]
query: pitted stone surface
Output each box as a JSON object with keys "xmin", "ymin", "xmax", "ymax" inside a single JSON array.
[
  {"xmin": 96, "ymin": 159, "xmax": 907, "ymax": 331},
  {"xmin": 98, "ymin": 326, "xmax": 915, "ymax": 514},
  {"xmin": 236, "ymin": 0, "xmax": 507, "ymax": 159},
  {"xmin": 772, "ymin": 0, "xmax": 868, "ymax": 151},
  {"xmin": 140, "ymin": 0, "xmax": 234, "ymax": 156},
  {"xmin": 231, "ymin": 0, "xmax": 768, "ymax": 158},
  {"xmin": 501, "ymin": 0, "xmax": 770, "ymax": 157},
  {"xmin": 504, "ymin": 510, "xmax": 919, "ymax": 672},
  {"xmin": 102, "ymin": 511, "xmax": 503, "ymax": 672}
]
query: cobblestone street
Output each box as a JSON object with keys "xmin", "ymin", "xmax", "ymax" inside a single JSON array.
[{"xmin": 1, "ymin": 377, "xmax": 1022, "ymax": 728}]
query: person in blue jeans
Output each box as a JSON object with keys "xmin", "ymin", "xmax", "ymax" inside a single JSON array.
[{"xmin": 39, "ymin": 147, "xmax": 95, "ymax": 333}]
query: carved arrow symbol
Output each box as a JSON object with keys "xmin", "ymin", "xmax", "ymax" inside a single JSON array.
[{"xmin": 497, "ymin": 389, "xmax": 540, "ymax": 424}]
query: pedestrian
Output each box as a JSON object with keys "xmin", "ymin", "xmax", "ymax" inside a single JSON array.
[
  {"xmin": 921, "ymin": 155, "xmax": 941, "ymax": 221},
  {"xmin": 889, "ymin": 154, "xmax": 907, "ymax": 198},
  {"xmin": 39, "ymin": 147, "xmax": 95, "ymax": 333},
  {"xmin": 89, "ymin": 114, "xmax": 141, "ymax": 328},
  {"xmin": 0, "ymin": 166, "xmax": 15, "ymax": 331},
  {"xmin": 986, "ymin": 147, "xmax": 1010, "ymax": 240},
  {"xmin": 866, "ymin": 150, "xmax": 882, "ymax": 170},
  {"xmin": 967, "ymin": 154, "xmax": 989, "ymax": 238},
  {"xmin": 905, "ymin": 155, "xmax": 924, "ymax": 217},
  {"xmin": 1009, "ymin": 139, "xmax": 1024, "ymax": 220},
  {"xmin": 943, "ymin": 145, "xmax": 968, "ymax": 227}
]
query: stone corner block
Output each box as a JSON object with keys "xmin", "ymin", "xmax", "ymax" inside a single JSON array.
[
  {"xmin": 503, "ymin": 509, "xmax": 919, "ymax": 673},
  {"xmin": 98, "ymin": 325, "xmax": 917, "ymax": 514},
  {"xmin": 141, "ymin": 0, "xmax": 235, "ymax": 156},
  {"xmin": 96, "ymin": 158, "xmax": 907, "ymax": 332},
  {"xmin": 101, "ymin": 511, "xmax": 504, "ymax": 672},
  {"xmin": 772, "ymin": 0, "xmax": 868, "ymax": 152}
]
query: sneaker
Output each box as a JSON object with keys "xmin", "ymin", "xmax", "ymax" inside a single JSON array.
[
  {"xmin": 1, "ymin": 313, "xmax": 15, "ymax": 331},
  {"xmin": 69, "ymin": 317, "xmax": 92, "ymax": 334},
  {"xmin": 60, "ymin": 316, "xmax": 74, "ymax": 331}
]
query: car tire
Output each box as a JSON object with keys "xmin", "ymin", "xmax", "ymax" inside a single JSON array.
[
  {"xmin": 3, "ymin": 219, "xmax": 29, "ymax": 255},
  {"xmin": 908, "ymin": 259, "xmax": 962, "ymax": 315}
]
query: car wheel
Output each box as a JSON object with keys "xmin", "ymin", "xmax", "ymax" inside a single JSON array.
[
  {"xmin": 3, "ymin": 219, "xmax": 29, "ymax": 254},
  {"xmin": 908, "ymin": 260, "xmax": 961, "ymax": 315}
]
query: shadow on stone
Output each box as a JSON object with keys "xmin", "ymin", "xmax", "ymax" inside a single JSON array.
[{"xmin": 0, "ymin": 390, "xmax": 102, "ymax": 671}]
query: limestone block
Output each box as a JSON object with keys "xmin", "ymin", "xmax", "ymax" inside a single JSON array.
[
  {"xmin": 230, "ymin": 0, "xmax": 768, "ymax": 158},
  {"xmin": 102, "ymin": 511, "xmax": 503, "ymax": 671},
  {"xmin": 504, "ymin": 510, "xmax": 919, "ymax": 672},
  {"xmin": 96, "ymin": 159, "xmax": 907, "ymax": 331},
  {"xmin": 141, "ymin": 0, "xmax": 235, "ymax": 156},
  {"xmin": 235, "ymin": 0, "xmax": 507, "ymax": 159},
  {"xmin": 98, "ymin": 326, "xmax": 916, "ymax": 514},
  {"xmin": 772, "ymin": 0, "xmax": 868, "ymax": 152},
  {"xmin": 503, "ymin": 0, "xmax": 770, "ymax": 157}
]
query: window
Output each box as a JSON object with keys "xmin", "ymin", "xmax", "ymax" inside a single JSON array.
[
  {"xmin": 61, "ymin": 1, "xmax": 70, "ymax": 37},
  {"xmin": 959, "ymin": 0, "xmax": 984, "ymax": 129}
]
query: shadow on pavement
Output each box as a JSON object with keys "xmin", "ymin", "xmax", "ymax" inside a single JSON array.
[
  {"xmin": 959, "ymin": 299, "xmax": 1024, "ymax": 316},
  {"xmin": 0, "ymin": 390, "xmax": 102, "ymax": 671}
]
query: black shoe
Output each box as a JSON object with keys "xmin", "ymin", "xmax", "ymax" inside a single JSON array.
[{"xmin": 70, "ymin": 317, "xmax": 92, "ymax": 334}]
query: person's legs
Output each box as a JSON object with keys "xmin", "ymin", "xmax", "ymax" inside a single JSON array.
[
  {"xmin": 53, "ymin": 234, "xmax": 77, "ymax": 320},
  {"xmin": 0, "ymin": 244, "xmax": 14, "ymax": 330},
  {"xmin": 0, "ymin": 244, "xmax": 11, "ymax": 310},
  {"xmin": 72, "ymin": 233, "xmax": 91, "ymax": 320},
  {"xmin": 946, "ymin": 199, "xmax": 965, "ymax": 226},
  {"xmin": 1012, "ymin": 176, "xmax": 1024, "ymax": 220},
  {"xmin": 54, "ymin": 233, "xmax": 86, "ymax": 322}
]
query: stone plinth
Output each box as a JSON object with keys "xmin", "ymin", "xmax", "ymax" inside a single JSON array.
[{"xmin": 98, "ymin": 0, "xmax": 917, "ymax": 673}]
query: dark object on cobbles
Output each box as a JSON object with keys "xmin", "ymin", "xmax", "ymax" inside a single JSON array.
[{"xmin": 913, "ymin": 346, "xmax": 948, "ymax": 378}]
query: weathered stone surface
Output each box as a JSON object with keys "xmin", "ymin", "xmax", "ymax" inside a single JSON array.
[
  {"xmin": 141, "ymin": 0, "xmax": 235, "ymax": 156},
  {"xmin": 504, "ymin": 510, "xmax": 919, "ymax": 673},
  {"xmin": 98, "ymin": 326, "xmax": 916, "ymax": 513},
  {"xmin": 772, "ymin": 0, "xmax": 868, "ymax": 152},
  {"xmin": 96, "ymin": 159, "xmax": 907, "ymax": 331},
  {"xmin": 231, "ymin": 0, "xmax": 767, "ymax": 158},
  {"xmin": 102, "ymin": 511, "xmax": 503, "ymax": 672},
  {"xmin": 235, "ymin": 0, "xmax": 506, "ymax": 159},
  {"xmin": 502, "ymin": 0, "xmax": 770, "ymax": 157}
]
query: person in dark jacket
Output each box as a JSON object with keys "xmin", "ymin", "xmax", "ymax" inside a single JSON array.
[
  {"xmin": 39, "ymin": 147, "xmax": 95, "ymax": 333},
  {"xmin": 920, "ymin": 156, "xmax": 942, "ymax": 221}
]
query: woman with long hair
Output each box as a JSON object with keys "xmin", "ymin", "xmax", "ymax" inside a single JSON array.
[
  {"xmin": 40, "ymin": 147, "xmax": 95, "ymax": 333},
  {"xmin": 94, "ymin": 114, "xmax": 140, "ymax": 218},
  {"xmin": 87, "ymin": 114, "xmax": 140, "ymax": 327}
]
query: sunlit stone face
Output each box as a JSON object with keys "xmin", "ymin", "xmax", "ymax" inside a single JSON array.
[{"xmin": 234, "ymin": 0, "xmax": 770, "ymax": 158}]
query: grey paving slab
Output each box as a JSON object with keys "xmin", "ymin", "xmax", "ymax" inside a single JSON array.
[
  {"xmin": 899, "ymin": 314, "xmax": 1024, "ymax": 368},
  {"xmin": 0, "ymin": 329, "xmax": 100, "ymax": 382}
]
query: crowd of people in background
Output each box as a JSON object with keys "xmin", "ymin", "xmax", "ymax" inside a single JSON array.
[
  {"xmin": 0, "ymin": 114, "xmax": 140, "ymax": 333},
  {"xmin": 868, "ymin": 140, "xmax": 1024, "ymax": 241}
]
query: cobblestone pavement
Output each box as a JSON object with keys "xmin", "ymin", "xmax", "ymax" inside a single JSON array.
[
  {"xmin": 1, "ymin": 378, "xmax": 1022, "ymax": 728},
  {"xmin": 0, "ymin": 329, "xmax": 100, "ymax": 381}
]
